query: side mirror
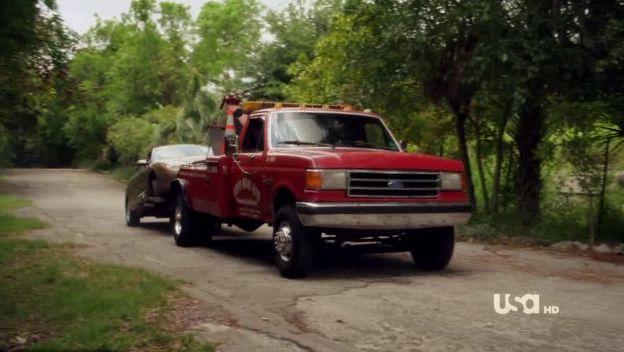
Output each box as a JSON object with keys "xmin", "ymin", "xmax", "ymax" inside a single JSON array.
[
  {"xmin": 399, "ymin": 140, "xmax": 408, "ymax": 152},
  {"xmin": 136, "ymin": 159, "xmax": 148, "ymax": 167},
  {"xmin": 224, "ymin": 134, "xmax": 239, "ymax": 156}
]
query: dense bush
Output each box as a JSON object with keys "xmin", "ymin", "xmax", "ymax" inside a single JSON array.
[{"xmin": 107, "ymin": 117, "xmax": 156, "ymax": 164}]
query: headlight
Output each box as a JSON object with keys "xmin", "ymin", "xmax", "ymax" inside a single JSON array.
[
  {"xmin": 440, "ymin": 172, "xmax": 463, "ymax": 191},
  {"xmin": 305, "ymin": 169, "xmax": 347, "ymax": 190}
]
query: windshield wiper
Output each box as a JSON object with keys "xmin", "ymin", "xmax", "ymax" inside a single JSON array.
[{"xmin": 278, "ymin": 140, "xmax": 335, "ymax": 148}]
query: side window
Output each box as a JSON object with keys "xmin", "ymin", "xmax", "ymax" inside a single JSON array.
[{"xmin": 242, "ymin": 118, "xmax": 265, "ymax": 153}]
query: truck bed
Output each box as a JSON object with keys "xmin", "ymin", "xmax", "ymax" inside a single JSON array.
[{"xmin": 178, "ymin": 156, "xmax": 234, "ymax": 219}]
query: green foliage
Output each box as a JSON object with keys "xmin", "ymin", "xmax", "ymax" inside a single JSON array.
[
  {"xmin": 0, "ymin": 124, "xmax": 11, "ymax": 167},
  {"xmin": 0, "ymin": 195, "xmax": 33, "ymax": 212},
  {"xmin": 598, "ymin": 192, "xmax": 624, "ymax": 242},
  {"xmin": 0, "ymin": 214, "xmax": 46, "ymax": 235},
  {"xmin": 0, "ymin": 0, "xmax": 76, "ymax": 166},
  {"xmin": 0, "ymin": 189, "xmax": 211, "ymax": 350},
  {"xmin": 2, "ymin": 0, "xmax": 624, "ymax": 243},
  {"xmin": 193, "ymin": 0, "xmax": 262, "ymax": 91},
  {"xmin": 111, "ymin": 166, "xmax": 138, "ymax": 183},
  {"xmin": 61, "ymin": 0, "xmax": 199, "ymax": 163},
  {"xmin": 251, "ymin": 0, "xmax": 342, "ymax": 99},
  {"xmin": 107, "ymin": 117, "xmax": 157, "ymax": 164},
  {"xmin": 0, "ymin": 238, "xmax": 213, "ymax": 351},
  {"xmin": 0, "ymin": 194, "xmax": 45, "ymax": 235}
]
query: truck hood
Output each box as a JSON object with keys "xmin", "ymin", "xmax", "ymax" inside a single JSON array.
[{"xmin": 272, "ymin": 148, "xmax": 464, "ymax": 172}]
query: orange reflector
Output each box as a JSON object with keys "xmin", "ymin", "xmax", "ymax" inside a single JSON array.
[{"xmin": 305, "ymin": 170, "xmax": 322, "ymax": 190}]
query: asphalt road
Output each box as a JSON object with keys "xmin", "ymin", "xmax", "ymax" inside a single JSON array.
[{"xmin": 4, "ymin": 169, "xmax": 624, "ymax": 352}]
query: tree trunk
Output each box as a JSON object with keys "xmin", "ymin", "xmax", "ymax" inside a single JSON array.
[
  {"xmin": 471, "ymin": 115, "xmax": 490, "ymax": 211},
  {"xmin": 491, "ymin": 106, "xmax": 511, "ymax": 214},
  {"xmin": 453, "ymin": 108, "xmax": 477, "ymax": 209},
  {"xmin": 503, "ymin": 145, "xmax": 515, "ymax": 209},
  {"xmin": 514, "ymin": 101, "xmax": 545, "ymax": 225},
  {"xmin": 597, "ymin": 137, "xmax": 611, "ymax": 229},
  {"xmin": 587, "ymin": 194, "xmax": 596, "ymax": 245}
]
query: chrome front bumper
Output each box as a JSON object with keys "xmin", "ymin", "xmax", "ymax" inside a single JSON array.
[{"xmin": 296, "ymin": 202, "xmax": 472, "ymax": 230}]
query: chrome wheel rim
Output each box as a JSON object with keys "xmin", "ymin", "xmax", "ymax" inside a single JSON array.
[
  {"xmin": 274, "ymin": 221, "xmax": 293, "ymax": 262},
  {"xmin": 174, "ymin": 205, "xmax": 183, "ymax": 236}
]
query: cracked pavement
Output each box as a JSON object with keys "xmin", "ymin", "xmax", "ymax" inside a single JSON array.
[{"xmin": 4, "ymin": 168, "xmax": 624, "ymax": 351}]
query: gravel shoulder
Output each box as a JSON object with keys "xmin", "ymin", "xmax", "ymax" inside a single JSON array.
[{"xmin": 4, "ymin": 168, "xmax": 624, "ymax": 352}]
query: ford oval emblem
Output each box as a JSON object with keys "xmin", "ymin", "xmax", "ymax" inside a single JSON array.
[{"xmin": 387, "ymin": 180, "xmax": 404, "ymax": 189}]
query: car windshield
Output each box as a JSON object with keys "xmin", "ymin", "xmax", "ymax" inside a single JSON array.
[
  {"xmin": 151, "ymin": 144, "xmax": 209, "ymax": 161},
  {"xmin": 270, "ymin": 112, "xmax": 399, "ymax": 151}
]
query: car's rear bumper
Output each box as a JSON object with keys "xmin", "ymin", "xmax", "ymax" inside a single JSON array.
[{"xmin": 296, "ymin": 202, "xmax": 472, "ymax": 230}]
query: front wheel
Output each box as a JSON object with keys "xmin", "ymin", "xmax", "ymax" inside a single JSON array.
[
  {"xmin": 409, "ymin": 226, "xmax": 455, "ymax": 271},
  {"xmin": 272, "ymin": 205, "xmax": 320, "ymax": 278}
]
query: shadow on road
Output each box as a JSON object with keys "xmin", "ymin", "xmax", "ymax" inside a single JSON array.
[
  {"xmin": 138, "ymin": 221, "xmax": 170, "ymax": 235},
  {"xmin": 138, "ymin": 220, "xmax": 469, "ymax": 280}
]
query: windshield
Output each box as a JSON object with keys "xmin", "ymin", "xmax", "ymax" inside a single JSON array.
[
  {"xmin": 151, "ymin": 144, "xmax": 210, "ymax": 161},
  {"xmin": 270, "ymin": 112, "xmax": 399, "ymax": 151}
]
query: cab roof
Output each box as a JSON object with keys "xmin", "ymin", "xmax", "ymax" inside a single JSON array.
[{"xmin": 241, "ymin": 101, "xmax": 379, "ymax": 118}]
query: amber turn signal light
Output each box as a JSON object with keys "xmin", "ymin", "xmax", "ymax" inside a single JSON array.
[{"xmin": 305, "ymin": 170, "xmax": 323, "ymax": 190}]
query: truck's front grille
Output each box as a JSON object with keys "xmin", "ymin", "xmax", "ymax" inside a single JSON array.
[{"xmin": 348, "ymin": 171, "xmax": 440, "ymax": 198}]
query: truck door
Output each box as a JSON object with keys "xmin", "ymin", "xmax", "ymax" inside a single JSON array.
[{"xmin": 230, "ymin": 115, "xmax": 267, "ymax": 220}]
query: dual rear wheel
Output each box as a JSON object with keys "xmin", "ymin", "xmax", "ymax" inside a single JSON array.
[{"xmin": 171, "ymin": 194, "xmax": 219, "ymax": 247}]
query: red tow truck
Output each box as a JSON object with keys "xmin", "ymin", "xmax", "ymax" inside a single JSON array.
[{"xmin": 169, "ymin": 100, "xmax": 472, "ymax": 278}]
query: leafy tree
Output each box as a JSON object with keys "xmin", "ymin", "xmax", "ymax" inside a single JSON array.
[
  {"xmin": 66, "ymin": 0, "xmax": 194, "ymax": 161},
  {"xmin": 192, "ymin": 0, "xmax": 262, "ymax": 92},
  {"xmin": 0, "ymin": 0, "xmax": 76, "ymax": 165},
  {"xmin": 291, "ymin": 0, "xmax": 509, "ymax": 208},
  {"xmin": 107, "ymin": 117, "xmax": 157, "ymax": 164},
  {"xmin": 252, "ymin": 0, "xmax": 343, "ymax": 100},
  {"xmin": 504, "ymin": 0, "xmax": 624, "ymax": 224}
]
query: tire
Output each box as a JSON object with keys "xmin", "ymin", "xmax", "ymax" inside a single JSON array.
[
  {"xmin": 409, "ymin": 226, "xmax": 455, "ymax": 271},
  {"xmin": 170, "ymin": 194, "xmax": 217, "ymax": 247},
  {"xmin": 125, "ymin": 197, "xmax": 140, "ymax": 227},
  {"xmin": 272, "ymin": 205, "xmax": 320, "ymax": 278}
]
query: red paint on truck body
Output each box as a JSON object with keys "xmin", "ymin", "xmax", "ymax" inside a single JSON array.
[{"xmin": 176, "ymin": 108, "xmax": 469, "ymax": 225}]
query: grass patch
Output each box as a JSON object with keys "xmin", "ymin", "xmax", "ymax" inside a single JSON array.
[
  {"xmin": 0, "ymin": 194, "xmax": 32, "ymax": 211},
  {"xmin": 110, "ymin": 165, "xmax": 137, "ymax": 183},
  {"xmin": 464, "ymin": 194, "xmax": 624, "ymax": 245},
  {"xmin": 75, "ymin": 159, "xmax": 136, "ymax": 183},
  {"xmin": 0, "ymin": 213, "xmax": 46, "ymax": 234},
  {"xmin": 0, "ymin": 194, "xmax": 45, "ymax": 235},
  {"xmin": 464, "ymin": 211, "xmax": 586, "ymax": 245},
  {"xmin": 0, "ymin": 238, "xmax": 213, "ymax": 351},
  {"xmin": 0, "ymin": 189, "xmax": 213, "ymax": 351}
]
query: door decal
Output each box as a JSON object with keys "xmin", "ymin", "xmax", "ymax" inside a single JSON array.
[{"xmin": 233, "ymin": 177, "xmax": 262, "ymax": 218}]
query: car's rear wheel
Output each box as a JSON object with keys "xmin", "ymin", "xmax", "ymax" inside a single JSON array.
[
  {"xmin": 171, "ymin": 194, "xmax": 217, "ymax": 247},
  {"xmin": 125, "ymin": 197, "xmax": 140, "ymax": 226},
  {"xmin": 273, "ymin": 205, "xmax": 320, "ymax": 278},
  {"xmin": 409, "ymin": 226, "xmax": 455, "ymax": 270}
]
